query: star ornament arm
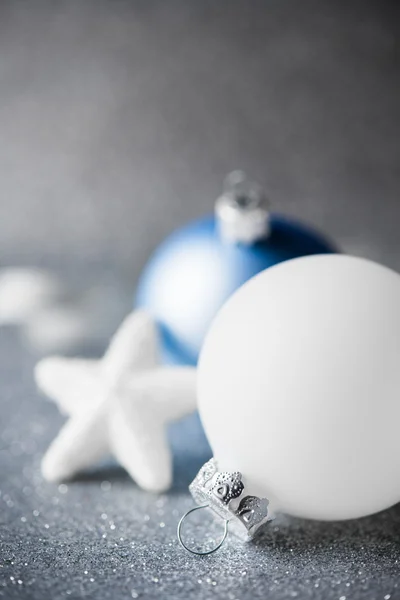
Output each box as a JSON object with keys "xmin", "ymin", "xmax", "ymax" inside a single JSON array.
[{"xmin": 35, "ymin": 310, "xmax": 197, "ymax": 492}]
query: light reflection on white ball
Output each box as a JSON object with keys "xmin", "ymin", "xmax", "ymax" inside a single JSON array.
[{"xmin": 198, "ymin": 255, "xmax": 400, "ymax": 520}]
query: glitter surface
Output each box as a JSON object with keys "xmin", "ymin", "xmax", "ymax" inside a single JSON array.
[
  {"xmin": 0, "ymin": 0, "xmax": 399, "ymax": 598},
  {"xmin": 0, "ymin": 321, "xmax": 399, "ymax": 599}
]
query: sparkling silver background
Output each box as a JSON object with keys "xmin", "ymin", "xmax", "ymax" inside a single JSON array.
[{"xmin": 0, "ymin": 1, "xmax": 399, "ymax": 598}]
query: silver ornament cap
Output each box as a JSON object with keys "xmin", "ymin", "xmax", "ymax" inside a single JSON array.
[
  {"xmin": 215, "ymin": 171, "xmax": 271, "ymax": 245},
  {"xmin": 188, "ymin": 458, "xmax": 274, "ymax": 542}
]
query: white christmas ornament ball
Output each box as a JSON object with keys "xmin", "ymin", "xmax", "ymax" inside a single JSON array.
[{"xmin": 198, "ymin": 254, "xmax": 400, "ymax": 521}]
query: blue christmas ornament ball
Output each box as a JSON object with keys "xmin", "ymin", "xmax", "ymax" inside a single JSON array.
[{"xmin": 135, "ymin": 173, "xmax": 337, "ymax": 366}]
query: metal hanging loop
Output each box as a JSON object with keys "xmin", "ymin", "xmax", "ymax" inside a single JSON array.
[{"xmin": 177, "ymin": 504, "xmax": 229, "ymax": 556}]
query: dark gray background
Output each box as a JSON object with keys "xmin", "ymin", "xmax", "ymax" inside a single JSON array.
[{"xmin": 0, "ymin": 1, "xmax": 399, "ymax": 599}]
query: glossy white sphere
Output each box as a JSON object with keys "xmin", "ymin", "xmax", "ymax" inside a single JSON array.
[{"xmin": 198, "ymin": 255, "xmax": 400, "ymax": 520}]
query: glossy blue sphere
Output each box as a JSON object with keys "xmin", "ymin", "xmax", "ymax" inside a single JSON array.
[{"xmin": 136, "ymin": 213, "xmax": 337, "ymax": 365}]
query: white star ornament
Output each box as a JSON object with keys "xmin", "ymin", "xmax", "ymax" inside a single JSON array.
[{"xmin": 35, "ymin": 310, "xmax": 197, "ymax": 492}]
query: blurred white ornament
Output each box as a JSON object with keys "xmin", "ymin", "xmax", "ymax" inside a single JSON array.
[
  {"xmin": 198, "ymin": 254, "xmax": 400, "ymax": 521},
  {"xmin": 0, "ymin": 268, "xmax": 63, "ymax": 324},
  {"xmin": 0, "ymin": 267, "xmax": 127, "ymax": 353},
  {"xmin": 35, "ymin": 310, "xmax": 197, "ymax": 492}
]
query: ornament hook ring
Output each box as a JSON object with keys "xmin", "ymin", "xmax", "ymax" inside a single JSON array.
[{"xmin": 177, "ymin": 504, "xmax": 229, "ymax": 556}]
